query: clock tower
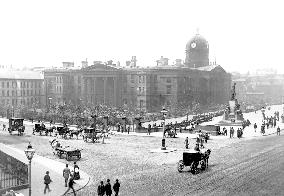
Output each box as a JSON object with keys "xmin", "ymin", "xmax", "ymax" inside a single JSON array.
[{"xmin": 185, "ymin": 32, "xmax": 209, "ymax": 68}]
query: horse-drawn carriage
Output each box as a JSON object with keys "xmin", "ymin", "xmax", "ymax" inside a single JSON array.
[
  {"xmin": 177, "ymin": 148, "xmax": 211, "ymax": 174},
  {"xmin": 56, "ymin": 126, "xmax": 70, "ymax": 139},
  {"xmin": 83, "ymin": 127, "xmax": 103, "ymax": 143},
  {"xmin": 33, "ymin": 123, "xmax": 55, "ymax": 136},
  {"xmin": 33, "ymin": 123, "xmax": 46, "ymax": 135},
  {"xmin": 50, "ymin": 139, "xmax": 81, "ymax": 161},
  {"xmin": 68, "ymin": 125, "xmax": 84, "ymax": 139},
  {"xmin": 8, "ymin": 118, "xmax": 25, "ymax": 136}
]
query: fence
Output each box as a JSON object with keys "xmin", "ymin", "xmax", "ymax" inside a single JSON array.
[{"xmin": 0, "ymin": 150, "xmax": 29, "ymax": 195}]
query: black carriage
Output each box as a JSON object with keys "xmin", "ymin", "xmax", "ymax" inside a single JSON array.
[
  {"xmin": 8, "ymin": 118, "xmax": 25, "ymax": 136},
  {"xmin": 177, "ymin": 149, "xmax": 211, "ymax": 174},
  {"xmin": 56, "ymin": 126, "xmax": 70, "ymax": 139},
  {"xmin": 33, "ymin": 123, "xmax": 47, "ymax": 135},
  {"xmin": 55, "ymin": 147, "xmax": 81, "ymax": 161},
  {"xmin": 83, "ymin": 128, "xmax": 102, "ymax": 143}
]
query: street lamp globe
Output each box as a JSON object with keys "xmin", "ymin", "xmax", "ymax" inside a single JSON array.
[
  {"xmin": 161, "ymin": 107, "xmax": 168, "ymax": 119},
  {"xmin": 25, "ymin": 142, "xmax": 35, "ymax": 161}
]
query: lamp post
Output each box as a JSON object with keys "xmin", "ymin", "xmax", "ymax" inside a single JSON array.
[
  {"xmin": 161, "ymin": 107, "xmax": 168, "ymax": 150},
  {"xmin": 48, "ymin": 97, "xmax": 52, "ymax": 113},
  {"xmin": 24, "ymin": 142, "xmax": 35, "ymax": 196}
]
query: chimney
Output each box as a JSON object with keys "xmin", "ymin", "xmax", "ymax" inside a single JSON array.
[
  {"xmin": 81, "ymin": 60, "xmax": 88, "ymax": 68},
  {"xmin": 131, "ymin": 56, "xmax": 137, "ymax": 67},
  {"xmin": 107, "ymin": 60, "xmax": 113, "ymax": 65},
  {"xmin": 175, "ymin": 59, "xmax": 182, "ymax": 66},
  {"xmin": 126, "ymin": 61, "xmax": 131, "ymax": 66}
]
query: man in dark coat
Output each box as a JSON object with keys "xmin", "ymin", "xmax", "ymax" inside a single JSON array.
[
  {"xmin": 277, "ymin": 126, "xmax": 281, "ymax": 136},
  {"xmin": 97, "ymin": 181, "xmax": 105, "ymax": 196},
  {"xmin": 63, "ymin": 164, "xmax": 71, "ymax": 187},
  {"xmin": 254, "ymin": 123, "xmax": 257, "ymax": 132},
  {"xmin": 105, "ymin": 179, "xmax": 112, "ymax": 196},
  {"xmin": 147, "ymin": 124, "xmax": 151, "ymax": 135},
  {"xmin": 63, "ymin": 175, "xmax": 76, "ymax": 196},
  {"xmin": 113, "ymin": 179, "xmax": 120, "ymax": 196},
  {"xmin": 44, "ymin": 171, "xmax": 52, "ymax": 194},
  {"xmin": 185, "ymin": 137, "xmax": 189, "ymax": 149}
]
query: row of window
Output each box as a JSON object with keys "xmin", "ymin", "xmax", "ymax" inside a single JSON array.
[
  {"xmin": 56, "ymin": 86, "xmax": 62, "ymax": 93},
  {"xmin": 1, "ymin": 98, "xmax": 40, "ymax": 106},
  {"xmin": 1, "ymin": 81, "xmax": 42, "ymax": 89},
  {"xmin": 129, "ymin": 75, "xmax": 146, "ymax": 84},
  {"xmin": 56, "ymin": 76, "xmax": 63, "ymax": 83},
  {"xmin": 130, "ymin": 75, "xmax": 174, "ymax": 84},
  {"xmin": 1, "ymin": 89, "xmax": 41, "ymax": 97}
]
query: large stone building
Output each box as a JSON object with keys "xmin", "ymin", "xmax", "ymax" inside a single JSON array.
[
  {"xmin": 0, "ymin": 69, "xmax": 44, "ymax": 116},
  {"xmin": 44, "ymin": 33, "xmax": 231, "ymax": 113}
]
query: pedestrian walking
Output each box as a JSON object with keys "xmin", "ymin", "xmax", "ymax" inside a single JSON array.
[
  {"xmin": 277, "ymin": 126, "xmax": 281, "ymax": 136},
  {"xmin": 63, "ymin": 175, "xmax": 76, "ymax": 196},
  {"xmin": 97, "ymin": 181, "xmax": 105, "ymax": 196},
  {"xmin": 194, "ymin": 143, "xmax": 200, "ymax": 151},
  {"xmin": 113, "ymin": 179, "xmax": 120, "ymax": 196},
  {"xmin": 105, "ymin": 179, "xmax": 112, "ymax": 196},
  {"xmin": 63, "ymin": 164, "xmax": 71, "ymax": 187},
  {"xmin": 44, "ymin": 171, "xmax": 52, "ymax": 194},
  {"xmin": 254, "ymin": 123, "xmax": 257, "ymax": 132},
  {"xmin": 73, "ymin": 162, "xmax": 80, "ymax": 180},
  {"xmin": 2, "ymin": 124, "xmax": 6, "ymax": 131},
  {"xmin": 147, "ymin": 124, "xmax": 151, "ymax": 135},
  {"xmin": 185, "ymin": 137, "xmax": 189, "ymax": 149},
  {"xmin": 127, "ymin": 126, "xmax": 130, "ymax": 134},
  {"xmin": 229, "ymin": 127, "xmax": 233, "ymax": 138}
]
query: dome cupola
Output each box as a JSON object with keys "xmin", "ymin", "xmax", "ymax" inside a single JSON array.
[{"xmin": 185, "ymin": 32, "xmax": 209, "ymax": 68}]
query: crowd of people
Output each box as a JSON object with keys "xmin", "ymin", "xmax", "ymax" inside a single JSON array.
[{"xmin": 97, "ymin": 179, "xmax": 120, "ymax": 196}]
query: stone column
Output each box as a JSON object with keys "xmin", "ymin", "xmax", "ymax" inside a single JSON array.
[
  {"xmin": 93, "ymin": 77, "xmax": 96, "ymax": 105},
  {"xmin": 83, "ymin": 78, "xmax": 87, "ymax": 101},
  {"xmin": 103, "ymin": 77, "xmax": 107, "ymax": 104},
  {"xmin": 113, "ymin": 77, "xmax": 117, "ymax": 107}
]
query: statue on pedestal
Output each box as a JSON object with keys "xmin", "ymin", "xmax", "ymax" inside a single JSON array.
[{"xmin": 231, "ymin": 82, "xmax": 236, "ymax": 101}]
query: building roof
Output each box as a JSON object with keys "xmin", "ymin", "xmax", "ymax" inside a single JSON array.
[
  {"xmin": 0, "ymin": 70, "xmax": 43, "ymax": 80},
  {"xmin": 193, "ymin": 65, "xmax": 226, "ymax": 72}
]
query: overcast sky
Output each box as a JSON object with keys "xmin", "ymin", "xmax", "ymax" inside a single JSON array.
[{"xmin": 0, "ymin": 0, "xmax": 283, "ymax": 73}]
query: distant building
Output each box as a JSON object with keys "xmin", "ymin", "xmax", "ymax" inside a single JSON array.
[
  {"xmin": 233, "ymin": 72, "xmax": 284, "ymax": 105},
  {"xmin": 44, "ymin": 32, "xmax": 231, "ymax": 113},
  {"xmin": 0, "ymin": 70, "xmax": 44, "ymax": 111}
]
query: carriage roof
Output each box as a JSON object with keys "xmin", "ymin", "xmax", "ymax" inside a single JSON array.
[
  {"xmin": 9, "ymin": 118, "xmax": 24, "ymax": 121},
  {"xmin": 183, "ymin": 148, "xmax": 209, "ymax": 154}
]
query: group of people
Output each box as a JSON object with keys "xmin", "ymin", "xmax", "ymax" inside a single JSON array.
[
  {"xmin": 43, "ymin": 162, "xmax": 80, "ymax": 195},
  {"xmin": 98, "ymin": 179, "xmax": 120, "ymax": 196},
  {"xmin": 184, "ymin": 132, "xmax": 207, "ymax": 151}
]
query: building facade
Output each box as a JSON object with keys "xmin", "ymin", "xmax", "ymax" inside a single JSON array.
[
  {"xmin": 233, "ymin": 71, "xmax": 284, "ymax": 105},
  {"xmin": 44, "ymin": 33, "xmax": 231, "ymax": 113},
  {"xmin": 0, "ymin": 70, "xmax": 44, "ymax": 116}
]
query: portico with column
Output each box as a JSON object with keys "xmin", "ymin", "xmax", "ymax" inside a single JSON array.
[{"xmin": 82, "ymin": 75, "xmax": 119, "ymax": 107}]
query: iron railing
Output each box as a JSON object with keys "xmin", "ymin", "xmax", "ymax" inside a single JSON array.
[{"xmin": 0, "ymin": 150, "xmax": 29, "ymax": 194}]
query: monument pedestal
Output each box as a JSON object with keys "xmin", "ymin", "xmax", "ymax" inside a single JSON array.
[{"xmin": 217, "ymin": 83, "xmax": 244, "ymax": 126}]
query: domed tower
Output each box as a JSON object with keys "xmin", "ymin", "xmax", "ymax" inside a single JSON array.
[{"xmin": 185, "ymin": 33, "xmax": 209, "ymax": 68}]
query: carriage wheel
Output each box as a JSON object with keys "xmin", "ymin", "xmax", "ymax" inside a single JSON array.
[{"xmin": 177, "ymin": 160, "xmax": 184, "ymax": 173}]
